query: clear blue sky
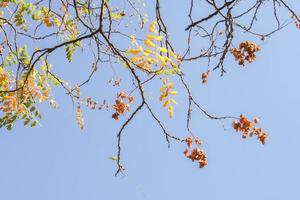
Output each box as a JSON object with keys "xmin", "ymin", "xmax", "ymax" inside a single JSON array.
[{"xmin": 1, "ymin": 1, "xmax": 300, "ymax": 199}]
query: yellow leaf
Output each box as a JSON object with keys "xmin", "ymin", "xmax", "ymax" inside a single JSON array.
[
  {"xmin": 167, "ymin": 105, "xmax": 174, "ymax": 111},
  {"xmin": 146, "ymin": 57, "xmax": 153, "ymax": 64},
  {"xmin": 158, "ymin": 56, "xmax": 167, "ymax": 66},
  {"xmin": 137, "ymin": 61, "xmax": 149, "ymax": 70},
  {"xmin": 168, "ymin": 82, "xmax": 174, "ymax": 88},
  {"xmin": 144, "ymin": 39, "xmax": 155, "ymax": 48},
  {"xmin": 169, "ymin": 50, "xmax": 178, "ymax": 59},
  {"xmin": 146, "ymin": 34, "xmax": 156, "ymax": 40},
  {"xmin": 159, "ymin": 94, "xmax": 166, "ymax": 101},
  {"xmin": 144, "ymin": 49, "xmax": 154, "ymax": 56},
  {"xmin": 160, "ymin": 86, "xmax": 167, "ymax": 92},
  {"xmin": 159, "ymin": 47, "xmax": 168, "ymax": 53},
  {"xmin": 169, "ymin": 90, "xmax": 177, "ymax": 95},
  {"xmin": 128, "ymin": 49, "xmax": 141, "ymax": 54},
  {"xmin": 163, "ymin": 100, "xmax": 170, "ymax": 107},
  {"xmin": 170, "ymin": 98, "xmax": 177, "ymax": 104},
  {"xmin": 156, "ymin": 35, "xmax": 163, "ymax": 41},
  {"xmin": 131, "ymin": 56, "xmax": 143, "ymax": 63},
  {"xmin": 168, "ymin": 110, "xmax": 174, "ymax": 118},
  {"xmin": 170, "ymin": 62, "xmax": 177, "ymax": 68},
  {"xmin": 149, "ymin": 21, "xmax": 157, "ymax": 32},
  {"xmin": 146, "ymin": 34, "xmax": 163, "ymax": 41}
]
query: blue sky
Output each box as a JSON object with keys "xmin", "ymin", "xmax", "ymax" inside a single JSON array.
[{"xmin": 1, "ymin": 1, "xmax": 300, "ymax": 199}]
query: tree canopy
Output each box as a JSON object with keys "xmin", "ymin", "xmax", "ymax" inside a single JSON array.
[{"xmin": 0, "ymin": 0, "xmax": 299, "ymax": 175}]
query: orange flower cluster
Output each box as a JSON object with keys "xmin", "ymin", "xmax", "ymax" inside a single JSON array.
[
  {"xmin": 85, "ymin": 97, "xmax": 97, "ymax": 110},
  {"xmin": 232, "ymin": 115, "xmax": 268, "ymax": 145},
  {"xmin": 184, "ymin": 137, "xmax": 207, "ymax": 168},
  {"xmin": 76, "ymin": 105, "xmax": 84, "ymax": 130},
  {"xmin": 42, "ymin": 17, "xmax": 53, "ymax": 27},
  {"xmin": 112, "ymin": 92, "xmax": 134, "ymax": 120},
  {"xmin": 82, "ymin": 97, "xmax": 109, "ymax": 110},
  {"xmin": 49, "ymin": 99, "xmax": 59, "ymax": 109},
  {"xmin": 292, "ymin": 15, "xmax": 300, "ymax": 29},
  {"xmin": 108, "ymin": 78, "xmax": 122, "ymax": 87},
  {"xmin": 230, "ymin": 41, "xmax": 261, "ymax": 65},
  {"xmin": 0, "ymin": 2, "xmax": 9, "ymax": 7},
  {"xmin": 74, "ymin": 84, "xmax": 80, "ymax": 97},
  {"xmin": 201, "ymin": 70, "xmax": 210, "ymax": 84}
]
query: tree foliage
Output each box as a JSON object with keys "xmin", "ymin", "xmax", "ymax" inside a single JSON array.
[{"xmin": 0, "ymin": 0, "xmax": 299, "ymax": 175}]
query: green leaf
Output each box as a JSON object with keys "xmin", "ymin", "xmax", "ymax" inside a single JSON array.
[
  {"xmin": 6, "ymin": 124, "xmax": 13, "ymax": 131},
  {"xmin": 107, "ymin": 156, "xmax": 118, "ymax": 161},
  {"xmin": 30, "ymin": 121, "xmax": 38, "ymax": 127},
  {"xmin": 24, "ymin": 118, "xmax": 30, "ymax": 126},
  {"xmin": 30, "ymin": 106, "xmax": 36, "ymax": 112},
  {"xmin": 65, "ymin": 44, "xmax": 75, "ymax": 62}
]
